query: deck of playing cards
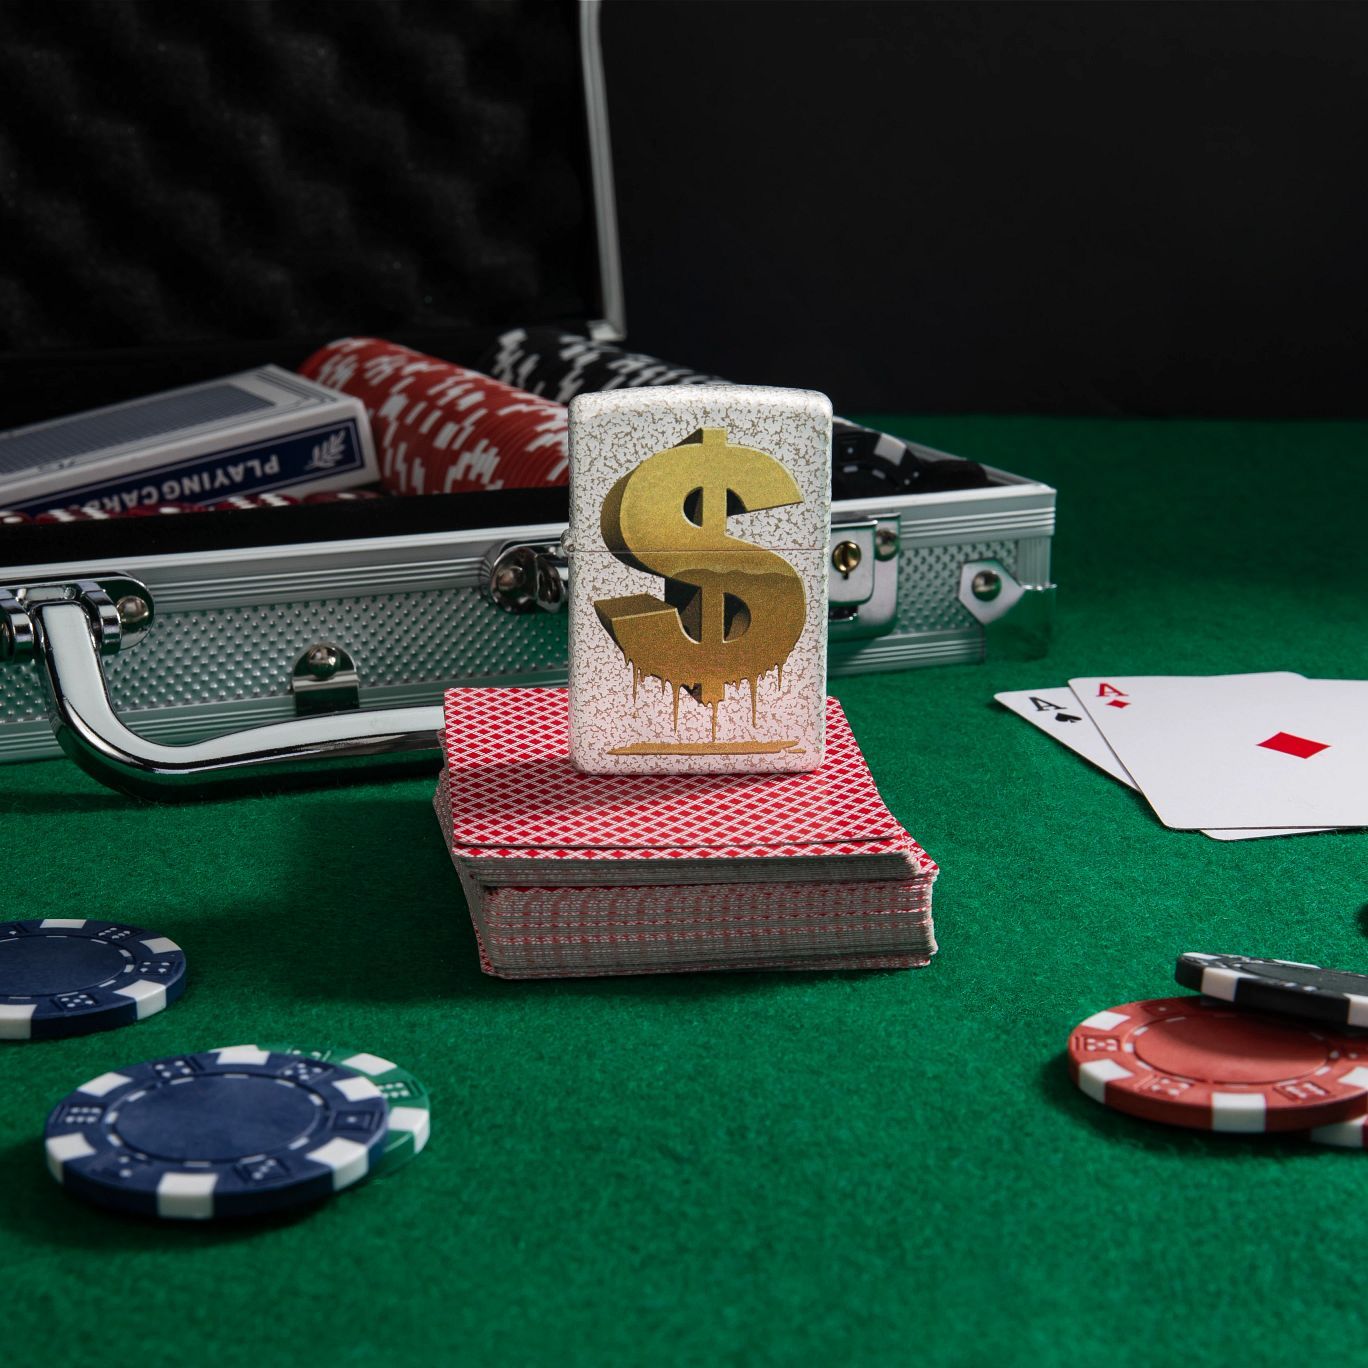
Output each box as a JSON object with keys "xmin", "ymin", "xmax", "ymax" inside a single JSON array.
[
  {"xmin": 995, "ymin": 673, "xmax": 1366, "ymax": 840},
  {"xmin": 433, "ymin": 687, "xmax": 937, "ymax": 978}
]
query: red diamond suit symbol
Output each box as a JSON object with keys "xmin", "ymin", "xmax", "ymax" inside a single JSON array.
[{"xmin": 1258, "ymin": 731, "xmax": 1330, "ymax": 760}]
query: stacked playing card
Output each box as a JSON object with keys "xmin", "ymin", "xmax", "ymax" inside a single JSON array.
[
  {"xmin": 433, "ymin": 687, "xmax": 938, "ymax": 978},
  {"xmin": 996, "ymin": 673, "xmax": 1367, "ymax": 840}
]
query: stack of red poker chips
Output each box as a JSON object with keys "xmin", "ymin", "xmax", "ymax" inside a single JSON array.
[
  {"xmin": 18, "ymin": 491, "xmax": 383, "ymax": 527},
  {"xmin": 28, "ymin": 499, "xmax": 292, "ymax": 522},
  {"xmin": 298, "ymin": 338, "xmax": 568, "ymax": 496},
  {"xmin": 206, "ymin": 493, "xmax": 300, "ymax": 512},
  {"xmin": 33, "ymin": 506, "xmax": 120, "ymax": 523}
]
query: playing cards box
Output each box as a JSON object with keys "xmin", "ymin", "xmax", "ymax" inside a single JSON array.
[
  {"xmin": 0, "ymin": 2, "xmax": 1055, "ymax": 786},
  {"xmin": 565, "ymin": 385, "xmax": 831, "ymax": 774},
  {"xmin": 0, "ymin": 367, "xmax": 377, "ymax": 516}
]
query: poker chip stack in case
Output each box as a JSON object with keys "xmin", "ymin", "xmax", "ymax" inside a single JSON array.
[
  {"xmin": 477, "ymin": 327, "xmax": 991, "ymax": 496},
  {"xmin": 433, "ymin": 687, "xmax": 937, "ymax": 979},
  {"xmin": 300, "ymin": 337, "xmax": 568, "ymax": 495}
]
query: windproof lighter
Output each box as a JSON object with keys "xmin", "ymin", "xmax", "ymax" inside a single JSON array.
[{"xmin": 565, "ymin": 384, "xmax": 832, "ymax": 774}]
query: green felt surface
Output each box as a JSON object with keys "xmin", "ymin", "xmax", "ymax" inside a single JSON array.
[{"xmin": 5, "ymin": 416, "xmax": 1368, "ymax": 1367}]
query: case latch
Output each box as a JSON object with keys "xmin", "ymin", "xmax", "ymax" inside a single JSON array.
[
  {"xmin": 827, "ymin": 516, "xmax": 900, "ymax": 640},
  {"xmin": 291, "ymin": 642, "xmax": 361, "ymax": 715}
]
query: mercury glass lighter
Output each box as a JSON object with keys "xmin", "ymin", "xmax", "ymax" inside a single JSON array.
[{"xmin": 565, "ymin": 384, "xmax": 832, "ymax": 774}]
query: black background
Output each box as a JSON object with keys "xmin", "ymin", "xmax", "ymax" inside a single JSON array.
[
  {"xmin": 0, "ymin": 0, "xmax": 597, "ymax": 429},
  {"xmin": 603, "ymin": 0, "xmax": 1368, "ymax": 417},
  {"xmin": 2, "ymin": 1, "xmax": 1365, "ymax": 424}
]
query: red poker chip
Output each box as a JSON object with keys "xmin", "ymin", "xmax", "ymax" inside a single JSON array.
[
  {"xmin": 1310, "ymin": 1114, "xmax": 1368, "ymax": 1148},
  {"xmin": 493, "ymin": 442, "xmax": 567, "ymax": 492},
  {"xmin": 509, "ymin": 411, "xmax": 569, "ymax": 486},
  {"xmin": 492, "ymin": 401, "xmax": 560, "ymax": 453},
  {"xmin": 302, "ymin": 489, "xmax": 382, "ymax": 504},
  {"xmin": 1068, "ymin": 995, "xmax": 1368, "ymax": 1133},
  {"xmin": 0, "ymin": 509, "xmax": 31, "ymax": 525},
  {"xmin": 482, "ymin": 400, "xmax": 567, "ymax": 488},
  {"xmin": 207, "ymin": 494, "xmax": 300, "ymax": 511},
  {"xmin": 36, "ymin": 506, "xmax": 115, "ymax": 523},
  {"xmin": 122, "ymin": 502, "xmax": 195, "ymax": 517},
  {"xmin": 299, "ymin": 337, "xmax": 571, "ymax": 495}
]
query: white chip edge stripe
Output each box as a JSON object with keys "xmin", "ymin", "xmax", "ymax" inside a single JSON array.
[
  {"xmin": 1311, "ymin": 1118, "xmax": 1366, "ymax": 1147},
  {"xmin": 1199, "ymin": 966, "xmax": 1241, "ymax": 1002},
  {"xmin": 1192, "ymin": 957, "xmax": 1368, "ymax": 1022},
  {"xmin": 1338, "ymin": 1065, "xmax": 1368, "ymax": 1090},
  {"xmin": 39, "ymin": 918, "xmax": 87, "ymax": 929},
  {"xmin": 157, "ymin": 1172, "xmax": 218, "ymax": 1220},
  {"xmin": 1077, "ymin": 1059, "xmax": 1132, "ymax": 1102},
  {"xmin": 115, "ymin": 980, "xmax": 168, "ymax": 1019},
  {"xmin": 388, "ymin": 1105, "xmax": 431, "ymax": 1153},
  {"xmin": 1080, "ymin": 1009, "xmax": 1129, "ymax": 1031},
  {"xmin": 215, "ymin": 1045, "xmax": 270, "ymax": 1066},
  {"xmin": 0, "ymin": 1004, "xmax": 36, "ymax": 1039},
  {"xmin": 338, "ymin": 1051, "xmax": 396, "ymax": 1077},
  {"xmin": 46, "ymin": 1132, "xmax": 96, "ymax": 1179},
  {"xmin": 139, "ymin": 936, "xmax": 181, "ymax": 955},
  {"xmin": 79, "ymin": 1070, "xmax": 132, "ymax": 1098},
  {"xmin": 1185, "ymin": 954, "xmax": 1319, "ymax": 970},
  {"xmin": 308, "ymin": 1137, "xmax": 372, "ymax": 1190},
  {"xmin": 334, "ymin": 1075, "xmax": 384, "ymax": 1103},
  {"xmin": 1211, "ymin": 1093, "xmax": 1267, "ymax": 1133}
]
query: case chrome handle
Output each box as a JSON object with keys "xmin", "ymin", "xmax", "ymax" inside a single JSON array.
[{"xmin": 29, "ymin": 600, "xmax": 443, "ymax": 801}]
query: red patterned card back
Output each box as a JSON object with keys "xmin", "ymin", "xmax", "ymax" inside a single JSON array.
[{"xmin": 440, "ymin": 688, "xmax": 915, "ymax": 853}]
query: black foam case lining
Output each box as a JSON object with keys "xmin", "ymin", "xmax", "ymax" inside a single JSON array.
[{"xmin": 0, "ymin": 0, "xmax": 597, "ymax": 431}]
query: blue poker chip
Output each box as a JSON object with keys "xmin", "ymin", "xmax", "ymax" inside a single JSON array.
[
  {"xmin": 45, "ymin": 1046, "xmax": 391, "ymax": 1220},
  {"xmin": 0, "ymin": 918, "xmax": 187, "ymax": 1041}
]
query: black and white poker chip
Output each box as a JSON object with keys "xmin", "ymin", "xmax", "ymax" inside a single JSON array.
[
  {"xmin": 478, "ymin": 327, "xmax": 992, "ymax": 496},
  {"xmin": 479, "ymin": 327, "xmax": 727, "ymax": 405},
  {"xmin": 1176, "ymin": 952, "xmax": 1368, "ymax": 1027}
]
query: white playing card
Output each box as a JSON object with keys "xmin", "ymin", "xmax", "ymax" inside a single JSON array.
[
  {"xmin": 995, "ymin": 684, "xmax": 1333, "ymax": 840},
  {"xmin": 993, "ymin": 688, "xmax": 1131, "ymax": 784},
  {"xmin": 1070, "ymin": 674, "xmax": 1368, "ymax": 830}
]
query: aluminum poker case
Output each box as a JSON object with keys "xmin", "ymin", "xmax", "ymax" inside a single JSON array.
[
  {"xmin": 0, "ymin": 462, "xmax": 1054, "ymax": 767},
  {"xmin": 0, "ymin": 1, "xmax": 1055, "ymax": 773}
]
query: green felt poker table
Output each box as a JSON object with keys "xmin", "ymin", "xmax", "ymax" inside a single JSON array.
[{"xmin": 6, "ymin": 415, "xmax": 1366, "ymax": 1366}]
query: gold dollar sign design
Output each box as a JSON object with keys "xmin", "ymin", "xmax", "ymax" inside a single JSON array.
[{"xmin": 594, "ymin": 427, "xmax": 807, "ymax": 753}]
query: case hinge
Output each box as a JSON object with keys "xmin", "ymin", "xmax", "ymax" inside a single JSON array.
[
  {"xmin": 957, "ymin": 559, "xmax": 1055, "ymax": 660},
  {"xmin": 482, "ymin": 543, "xmax": 569, "ymax": 614},
  {"xmin": 0, "ymin": 575, "xmax": 154, "ymax": 661}
]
